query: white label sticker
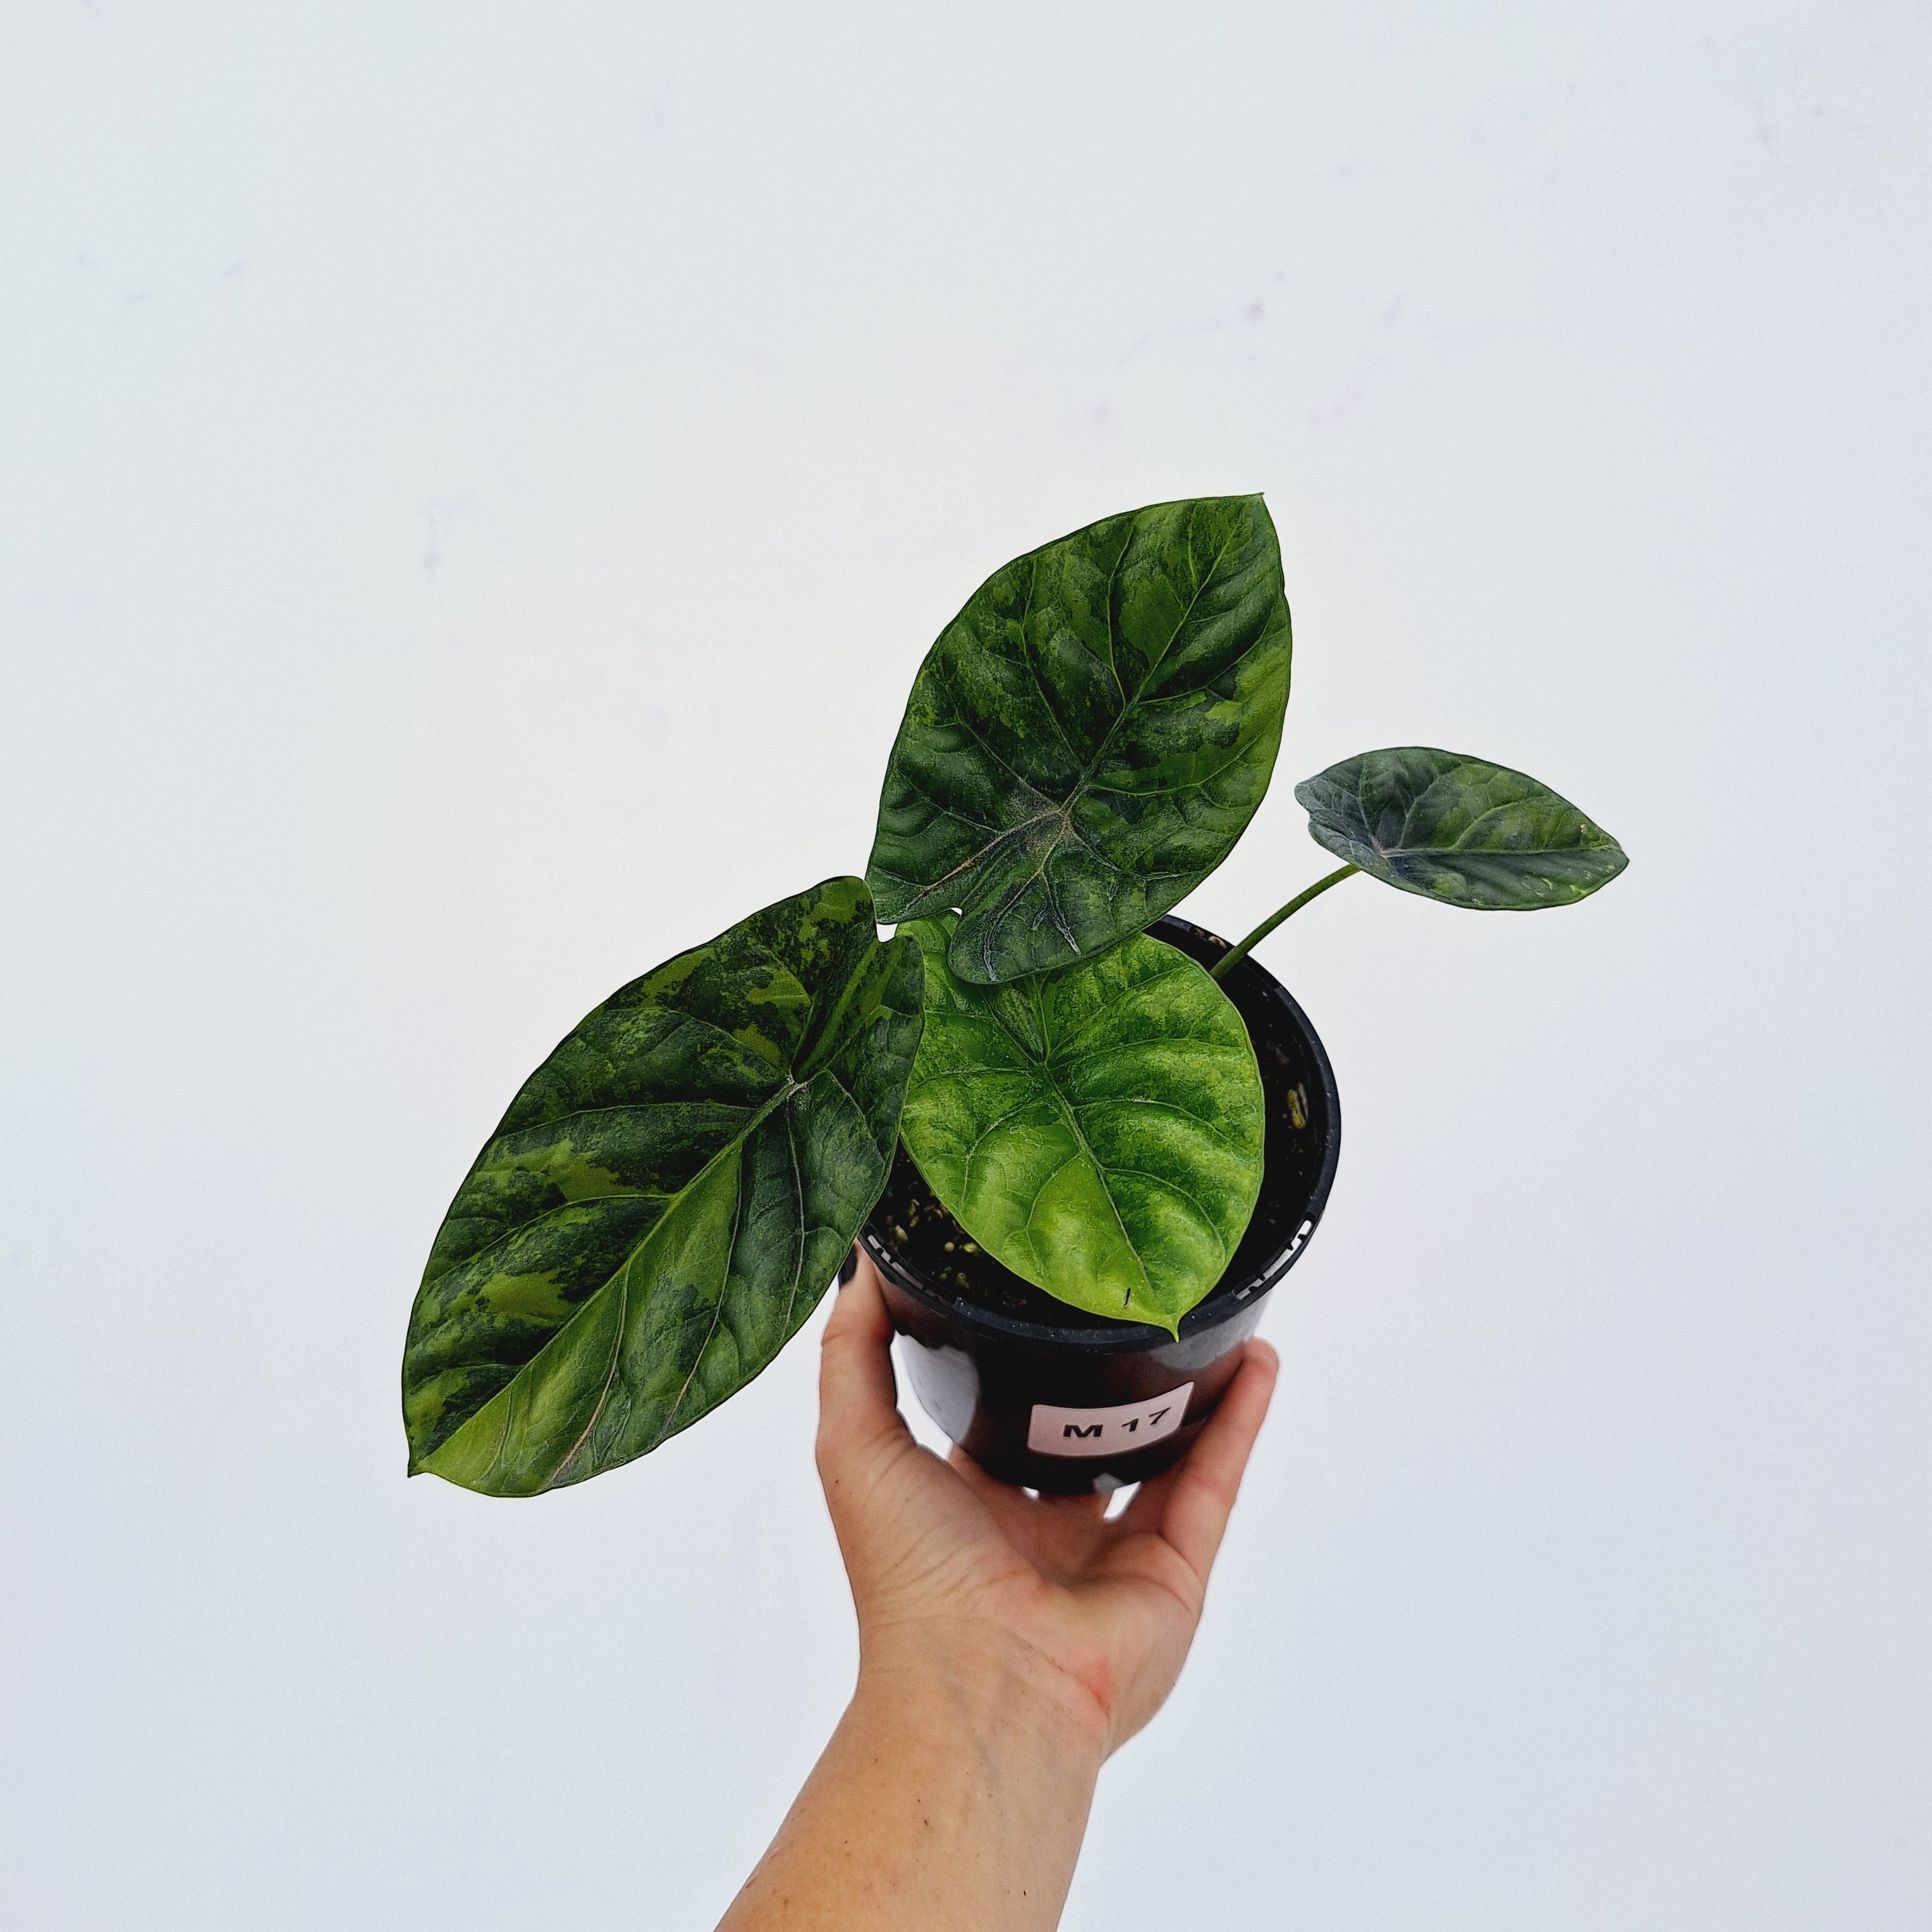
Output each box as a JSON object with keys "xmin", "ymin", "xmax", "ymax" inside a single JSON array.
[{"xmin": 1026, "ymin": 1384, "xmax": 1195, "ymax": 1458}]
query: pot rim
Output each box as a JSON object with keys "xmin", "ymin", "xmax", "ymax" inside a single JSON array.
[{"xmin": 859, "ymin": 913, "xmax": 1342, "ymax": 1354}]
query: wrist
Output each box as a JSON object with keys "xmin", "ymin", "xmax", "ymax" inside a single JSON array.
[{"xmin": 855, "ymin": 1619, "xmax": 1113, "ymax": 1771}]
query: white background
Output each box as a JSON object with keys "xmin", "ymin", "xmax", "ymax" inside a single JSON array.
[{"xmin": 4, "ymin": 4, "xmax": 1928, "ymax": 1926}]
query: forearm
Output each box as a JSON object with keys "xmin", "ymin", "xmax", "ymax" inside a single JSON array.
[{"xmin": 717, "ymin": 1634, "xmax": 1107, "ymax": 1932}]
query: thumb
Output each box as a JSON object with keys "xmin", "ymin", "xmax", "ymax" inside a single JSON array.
[{"xmin": 816, "ymin": 1249, "xmax": 912, "ymax": 1481}]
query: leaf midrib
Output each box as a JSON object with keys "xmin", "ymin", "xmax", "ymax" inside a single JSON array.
[
  {"xmin": 1039, "ymin": 1091, "xmax": 1151, "ymax": 1316},
  {"xmin": 950, "ymin": 511, "xmax": 1254, "ymax": 929},
  {"xmin": 436, "ymin": 972, "xmax": 865, "ymax": 1306},
  {"xmin": 941, "ymin": 1038, "xmax": 1245, "ymax": 1275},
  {"xmin": 1342, "ymin": 759, "xmax": 1594, "ymax": 862},
  {"xmin": 1022, "ymin": 974, "xmax": 1158, "ymax": 1315},
  {"xmin": 1062, "ymin": 525, "xmax": 1242, "ymax": 839},
  {"xmin": 431, "ymin": 1072, "xmax": 806, "ymax": 1481}
]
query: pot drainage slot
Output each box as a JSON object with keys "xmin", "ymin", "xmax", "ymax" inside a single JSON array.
[{"xmin": 1256, "ymin": 1220, "xmax": 1318, "ymax": 1286}]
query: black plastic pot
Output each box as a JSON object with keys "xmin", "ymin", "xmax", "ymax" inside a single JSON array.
[{"xmin": 856, "ymin": 914, "xmax": 1341, "ymax": 1494}]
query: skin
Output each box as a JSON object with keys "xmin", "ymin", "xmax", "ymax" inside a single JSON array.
[{"xmin": 716, "ymin": 1249, "xmax": 1281, "ymax": 1932}]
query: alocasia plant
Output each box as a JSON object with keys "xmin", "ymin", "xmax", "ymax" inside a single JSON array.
[{"xmin": 405, "ymin": 493, "xmax": 1625, "ymax": 1491}]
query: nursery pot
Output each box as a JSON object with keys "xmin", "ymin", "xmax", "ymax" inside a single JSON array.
[{"xmin": 855, "ymin": 914, "xmax": 1342, "ymax": 1494}]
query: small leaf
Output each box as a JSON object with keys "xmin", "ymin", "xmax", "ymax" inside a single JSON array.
[
  {"xmin": 1295, "ymin": 749, "xmax": 1628, "ymax": 909},
  {"xmin": 401, "ymin": 877, "xmax": 923, "ymax": 1496},
  {"xmin": 868, "ymin": 496, "xmax": 1292, "ymax": 984},
  {"xmin": 898, "ymin": 918, "xmax": 1264, "ymax": 1333}
]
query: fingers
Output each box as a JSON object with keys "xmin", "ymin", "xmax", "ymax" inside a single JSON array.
[
  {"xmin": 1156, "ymin": 1338, "xmax": 1279, "ymax": 1582},
  {"xmin": 816, "ymin": 1248, "xmax": 910, "ymax": 1473}
]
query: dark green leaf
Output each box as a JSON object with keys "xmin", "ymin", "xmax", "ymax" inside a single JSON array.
[
  {"xmin": 1295, "ymin": 748, "xmax": 1628, "ymax": 908},
  {"xmin": 868, "ymin": 496, "xmax": 1292, "ymax": 984},
  {"xmin": 898, "ymin": 918, "xmax": 1264, "ymax": 1333},
  {"xmin": 402, "ymin": 877, "xmax": 923, "ymax": 1496}
]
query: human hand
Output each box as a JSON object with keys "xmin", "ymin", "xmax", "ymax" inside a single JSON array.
[
  {"xmin": 718, "ymin": 1257, "xmax": 1277, "ymax": 1929},
  {"xmin": 816, "ymin": 1249, "xmax": 1281, "ymax": 1761}
]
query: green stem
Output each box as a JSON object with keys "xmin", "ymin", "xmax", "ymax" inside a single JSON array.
[{"xmin": 1210, "ymin": 864, "xmax": 1360, "ymax": 981}]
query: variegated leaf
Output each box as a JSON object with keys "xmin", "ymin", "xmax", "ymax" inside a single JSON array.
[{"xmin": 402, "ymin": 877, "xmax": 922, "ymax": 1496}]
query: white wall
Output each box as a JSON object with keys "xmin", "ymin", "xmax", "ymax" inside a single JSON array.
[{"xmin": 3, "ymin": 4, "xmax": 1926, "ymax": 1926}]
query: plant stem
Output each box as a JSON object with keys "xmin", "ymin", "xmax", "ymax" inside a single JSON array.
[{"xmin": 1210, "ymin": 864, "xmax": 1360, "ymax": 981}]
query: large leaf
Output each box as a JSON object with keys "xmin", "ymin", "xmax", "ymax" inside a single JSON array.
[
  {"xmin": 402, "ymin": 877, "xmax": 923, "ymax": 1496},
  {"xmin": 1295, "ymin": 748, "xmax": 1628, "ymax": 909},
  {"xmin": 868, "ymin": 496, "xmax": 1292, "ymax": 985},
  {"xmin": 898, "ymin": 917, "xmax": 1264, "ymax": 1333}
]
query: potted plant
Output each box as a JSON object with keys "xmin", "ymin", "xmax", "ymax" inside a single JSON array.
[{"xmin": 401, "ymin": 496, "xmax": 1625, "ymax": 1497}]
